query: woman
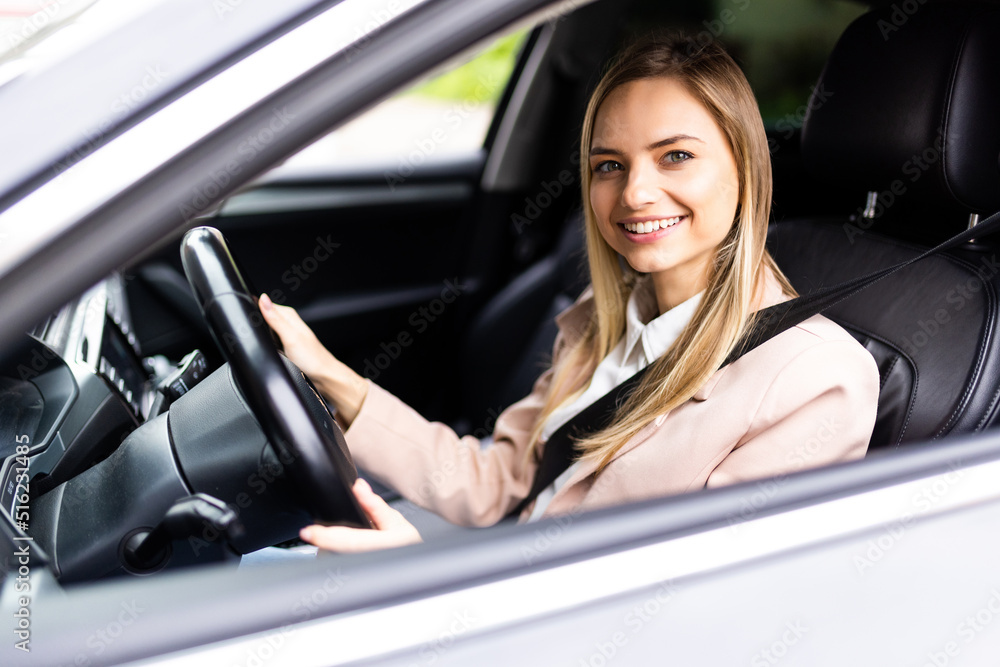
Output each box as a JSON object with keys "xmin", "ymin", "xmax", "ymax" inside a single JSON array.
[{"xmin": 260, "ymin": 35, "xmax": 880, "ymax": 553}]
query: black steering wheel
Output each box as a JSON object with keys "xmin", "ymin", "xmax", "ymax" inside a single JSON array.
[{"xmin": 180, "ymin": 226, "xmax": 369, "ymax": 528}]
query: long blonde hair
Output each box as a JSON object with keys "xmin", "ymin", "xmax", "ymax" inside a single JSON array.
[{"xmin": 528, "ymin": 35, "xmax": 795, "ymax": 472}]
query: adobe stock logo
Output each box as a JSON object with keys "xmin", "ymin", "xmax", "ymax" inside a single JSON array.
[
  {"xmin": 361, "ymin": 278, "xmax": 468, "ymax": 380},
  {"xmin": 876, "ymin": 0, "xmax": 931, "ymax": 40}
]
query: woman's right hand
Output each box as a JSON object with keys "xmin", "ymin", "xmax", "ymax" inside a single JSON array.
[
  {"xmin": 259, "ymin": 293, "xmax": 369, "ymax": 426},
  {"xmin": 299, "ymin": 478, "xmax": 423, "ymax": 553}
]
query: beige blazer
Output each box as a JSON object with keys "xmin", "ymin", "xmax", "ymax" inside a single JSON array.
[{"xmin": 346, "ymin": 272, "xmax": 880, "ymax": 526}]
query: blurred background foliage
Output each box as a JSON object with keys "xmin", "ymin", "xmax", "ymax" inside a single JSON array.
[
  {"xmin": 627, "ymin": 0, "xmax": 867, "ymax": 124},
  {"xmin": 394, "ymin": 0, "xmax": 866, "ymax": 126},
  {"xmin": 408, "ymin": 31, "xmax": 528, "ymax": 103},
  {"xmin": 289, "ymin": 0, "xmax": 870, "ymax": 169}
]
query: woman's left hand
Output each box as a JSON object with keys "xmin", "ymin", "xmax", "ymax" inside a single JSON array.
[{"xmin": 299, "ymin": 478, "xmax": 423, "ymax": 553}]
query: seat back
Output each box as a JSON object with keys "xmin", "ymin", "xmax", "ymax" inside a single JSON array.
[
  {"xmin": 770, "ymin": 2, "xmax": 1000, "ymax": 450},
  {"xmin": 458, "ymin": 215, "xmax": 587, "ymax": 434}
]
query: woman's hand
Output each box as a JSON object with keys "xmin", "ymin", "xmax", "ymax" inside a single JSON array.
[
  {"xmin": 299, "ymin": 478, "xmax": 423, "ymax": 553},
  {"xmin": 259, "ymin": 293, "xmax": 368, "ymax": 426}
]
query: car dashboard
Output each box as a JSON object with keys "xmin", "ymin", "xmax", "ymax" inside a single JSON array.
[
  {"xmin": 0, "ymin": 267, "xmax": 314, "ymax": 586},
  {"xmin": 0, "ymin": 275, "xmax": 154, "ymax": 534}
]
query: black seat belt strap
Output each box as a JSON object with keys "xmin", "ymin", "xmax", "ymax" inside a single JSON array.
[
  {"xmin": 509, "ymin": 363, "xmax": 653, "ymax": 518},
  {"xmin": 509, "ymin": 209, "xmax": 1000, "ymax": 519},
  {"xmin": 725, "ymin": 209, "xmax": 1000, "ymax": 367}
]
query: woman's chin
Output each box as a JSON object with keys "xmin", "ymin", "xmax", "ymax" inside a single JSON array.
[{"xmin": 620, "ymin": 253, "xmax": 680, "ymax": 276}]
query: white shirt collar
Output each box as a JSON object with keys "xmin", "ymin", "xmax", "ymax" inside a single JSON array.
[
  {"xmin": 623, "ymin": 278, "xmax": 703, "ymax": 367},
  {"xmin": 529, "ymin": 278, "xmax": 704, "ymax": 521},
  {"xmin": 538, "ymin": 277, "xmax": 703, "ymax": 445}
]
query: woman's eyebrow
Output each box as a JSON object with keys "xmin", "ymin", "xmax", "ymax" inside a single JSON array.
[
  {"xmin": 648, "ymin": 134, "xmax": 704, "ymax": 150},
  {"xmin": 590, "ymin": 134, "xmax": 704, "ymax": 157}
]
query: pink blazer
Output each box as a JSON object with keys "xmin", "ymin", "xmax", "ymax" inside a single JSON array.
[{"xmin": 345, "ymin": 272, "xmax": 880, "ymax": 526}]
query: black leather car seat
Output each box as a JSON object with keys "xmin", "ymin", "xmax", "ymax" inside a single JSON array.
[{"xmin": 769, "ymin": 2, "xmax": 1000, "ymax": 450}]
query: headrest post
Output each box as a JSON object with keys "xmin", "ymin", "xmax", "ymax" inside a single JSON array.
[
  {"xmin": 862, "ymin": 191, "xmax": 878, "ymax": 220},
  {"xmin": 967, "ymin": 213, "xmax": 981, "ymax": 244}
]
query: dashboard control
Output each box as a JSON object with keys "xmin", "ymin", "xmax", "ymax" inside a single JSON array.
[
  {"xmin": 160, "ymin": 350, "xmax": 209, "ymax": 402},
  {"xmin": 99, "ymin": 317, "xmax": 147, "ymax": 417},
  {"xmin": 121, "ymin": 494, "xmax": 243, "ymax": 573}
]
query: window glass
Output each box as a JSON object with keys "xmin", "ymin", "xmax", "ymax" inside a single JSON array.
[
  {"xmin": 279, "ymin": 30, "xmax": 527, "ymax": 172},
  {"xmin": 712, "ymin": 0, "xmax": 866, "ymax": 126},
  {"xmin": 626, "ymin": 0, "xmax": 866, "ymax": 128}
]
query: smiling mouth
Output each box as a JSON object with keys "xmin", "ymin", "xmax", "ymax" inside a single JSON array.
[{"xmin": 620, "ymin": 216, "xmax": 686, "ymax": 234}]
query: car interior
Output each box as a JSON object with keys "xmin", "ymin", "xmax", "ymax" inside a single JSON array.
[{"xmin": 2, "ymin": 0, "xmax": 1000, "ymax": 588}]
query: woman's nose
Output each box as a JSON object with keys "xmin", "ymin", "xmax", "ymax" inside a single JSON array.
[{"xmin": 620, "ymin": 163, "xmax": 661, "ymax": 210}]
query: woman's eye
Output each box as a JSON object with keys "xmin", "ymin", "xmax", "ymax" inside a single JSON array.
[
  {"xmin": 663, "ymin": 150, "xmax": 693, "ymax": 164},
  {"xmin": 594, "ymin": 160, "xmax": 623, "ymax": 173}
]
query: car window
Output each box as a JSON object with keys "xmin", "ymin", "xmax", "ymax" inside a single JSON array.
[
  {"xmin": 277, "ymin": 29, "xmax": 527, "ymax": 172},
  {"xmin": 623, "ymin": 0, "xmax": 865, "ymax": 130},
  {"xmin": 272, "ymin": 0, "xmax": 863, "ymax": 175},
  {"xmin": 709, "ymin": 0, "xmax": 866, "ymax": 128}
]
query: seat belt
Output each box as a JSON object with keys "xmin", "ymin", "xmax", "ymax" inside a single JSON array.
[{"xmin": 509, "ymin": 208, "xmax": 1000, "ymax": 518}]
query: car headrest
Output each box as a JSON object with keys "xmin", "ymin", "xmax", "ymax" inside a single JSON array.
[{"xmin": 801, "ymin": 2, "xmax": 1000, "ymax": 220}]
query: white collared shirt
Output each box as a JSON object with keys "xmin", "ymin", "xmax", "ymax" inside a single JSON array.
[{"xmin": 526, "ymin": 281, "xmax": 703, "ymax": 522}]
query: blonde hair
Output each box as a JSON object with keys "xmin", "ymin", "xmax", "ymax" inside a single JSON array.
[{"xmin": 528, "ymin": 35, "xmax": 795, "ymax": 472}]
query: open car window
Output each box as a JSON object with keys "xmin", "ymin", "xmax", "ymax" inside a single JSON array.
[{"xmin": 276, "ymin": 29, "xmax": 528, "ymax": 174}]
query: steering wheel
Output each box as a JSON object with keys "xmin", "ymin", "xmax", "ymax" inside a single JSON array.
[{"xmin": 179, "ymin": 226, "xmax": 369, "ymax": 528}]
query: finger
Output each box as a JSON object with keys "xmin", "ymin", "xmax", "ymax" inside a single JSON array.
[
  {"xmin": 274, "ymin": 303, "xmax": 306, "ymax": 326},
  {"xmin": 260, "ymin": 296, "xmax": 304, "ymax": 344},
  {"xmin": 259, "ymin": 293, "xmax": 284, "ymax": 327},
  {"xmin": 300, "ymin": 523, "xmax": 417, "ymax": 553},
  {"xmin": 352, "ymin": 479, "xmax": 408, "ymax": 531},
  {"xmin": 300, "ymin": 524, "xmax": 396, "ymax": 553}
]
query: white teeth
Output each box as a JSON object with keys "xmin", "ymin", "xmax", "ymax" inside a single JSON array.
[{"xmin": 623, "ymin": 216, "xmax": 683, "ymax": 234}]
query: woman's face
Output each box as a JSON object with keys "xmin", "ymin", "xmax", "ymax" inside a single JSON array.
[{"xmin": 588, "ymin": 76, "xmax": 740, "ymax": 309}]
